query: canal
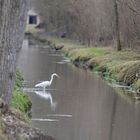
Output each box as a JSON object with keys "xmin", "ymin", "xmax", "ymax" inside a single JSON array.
[{"xmin": 18, "ymin": 40, "xmax": 140, "ymax": 140}]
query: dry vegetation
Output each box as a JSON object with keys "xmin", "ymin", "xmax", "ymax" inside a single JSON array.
[{"xmin": 32, "ymin": 0, "xmax": 140, "ymax": 50}]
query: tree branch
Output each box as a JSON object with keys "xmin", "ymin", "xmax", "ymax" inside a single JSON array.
[{"xmin": 117, "ymin": 0, "xmax": 140, "ymax": 17}]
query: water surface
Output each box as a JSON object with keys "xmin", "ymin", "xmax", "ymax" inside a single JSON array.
[{"xmin": 18, "ymin": 41, "xmax": 140, "ymax": 140}]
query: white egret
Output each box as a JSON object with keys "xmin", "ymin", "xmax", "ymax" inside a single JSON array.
[{"xmin": 35, "ymin": 73, "xmax": 59, "ymax": 92}]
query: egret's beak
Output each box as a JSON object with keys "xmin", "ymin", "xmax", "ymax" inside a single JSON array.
[{"xmin": 56, "ymin": 74, "xmax": 60, "ymax": 78}]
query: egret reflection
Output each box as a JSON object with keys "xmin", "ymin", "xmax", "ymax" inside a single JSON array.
[{"xmin": 34, "ymin": 91, "xmax": 57, "ymax": 111}]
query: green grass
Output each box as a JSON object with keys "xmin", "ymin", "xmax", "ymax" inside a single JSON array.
[
  {"xmin": 11, "ymin": 70, "xmax": 32, "ymax": 122},
  {"xmin": 65, "ymin": 47, "xmax": 111, "ymax": 61},
  {"xmin": 14, "ymin": 70, "xmax": 23, "ymax": 89},
  {"xmin": 11, "ymin": 90, "xmax": 31, "ymax": 114}
]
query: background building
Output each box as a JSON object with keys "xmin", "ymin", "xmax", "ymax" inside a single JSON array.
[{"xmin": 27, "ymin": 9, "xmax": 40, "ymax": 28}]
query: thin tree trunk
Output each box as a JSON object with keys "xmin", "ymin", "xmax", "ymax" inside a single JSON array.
[
  {"xmin": 0, "ymin": 0, "xmax": 29, "ymax": 105},
  {"xmin": 114, "ymin": 0, "xmax": 122, "ymax": 51}
]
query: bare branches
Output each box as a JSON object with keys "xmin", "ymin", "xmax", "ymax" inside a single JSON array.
[
  {"xmin": 117, "ymin": 0, "xmax": 140, "ymax": 17},
  {"xmin": 32, "ymin": 0, "xmax": 140, "ymax": 49}
]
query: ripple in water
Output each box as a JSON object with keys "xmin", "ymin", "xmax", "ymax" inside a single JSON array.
[{"xmin": 32, "ymin": 118, "xmax": 59, "ymax": 122}]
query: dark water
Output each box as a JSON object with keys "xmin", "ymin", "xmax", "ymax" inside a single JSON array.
[{"xmin": 18, "ymin": 41, "xmax": 140, "ymax": 140}]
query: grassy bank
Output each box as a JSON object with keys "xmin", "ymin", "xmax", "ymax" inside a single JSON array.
[{"xmin": 11, "ymin": 70, "xmax": 32, "ymax": 122}]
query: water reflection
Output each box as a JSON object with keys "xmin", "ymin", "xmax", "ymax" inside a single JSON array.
[{"xmin": 34, "ymin": 91, "xmax": 57, "ymax": 111}]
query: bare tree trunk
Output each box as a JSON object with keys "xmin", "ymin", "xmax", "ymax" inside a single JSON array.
[
  {"xmin": 114, "ymin": 0, "xmax": 122, "ymax": 51},
  {"xmin": 0, "ymin": 0, "xmax": 29, "ymax": 105}
]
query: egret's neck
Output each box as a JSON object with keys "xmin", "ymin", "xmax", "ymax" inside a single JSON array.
[{"xmin": 50, "ymin": 75, "xmax": 54, "ymax": 85}]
